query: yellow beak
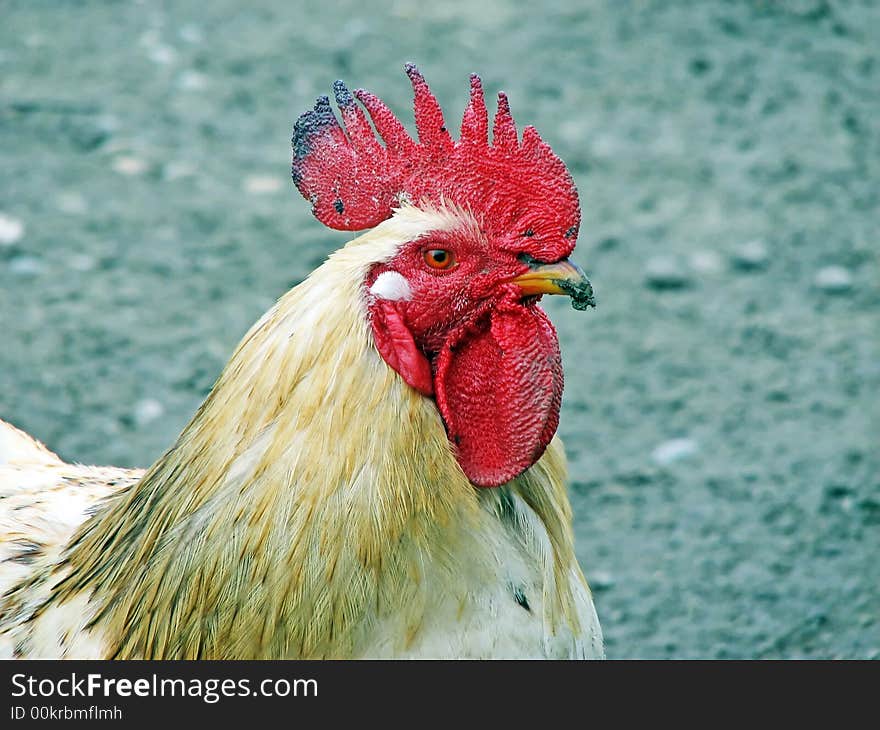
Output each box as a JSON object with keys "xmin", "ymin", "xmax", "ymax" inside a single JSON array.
[{"xmin": 511, "ymin": 258, "xmax": 596, "ymax": 310}]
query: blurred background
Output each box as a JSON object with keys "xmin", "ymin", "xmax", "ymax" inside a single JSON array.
[{"xmin": 1, "ymin": 0, "xmax": 877, "ymax": 658}]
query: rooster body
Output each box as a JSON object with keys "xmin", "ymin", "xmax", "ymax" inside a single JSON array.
[{"xmin": 0, "ymin": 69, "xmax": 604, "ymax": 659}]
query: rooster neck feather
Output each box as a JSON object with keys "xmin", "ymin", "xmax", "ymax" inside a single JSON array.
[{"xmin": 46, "ymin": 206, "xmax": 585, "ymax": 658}]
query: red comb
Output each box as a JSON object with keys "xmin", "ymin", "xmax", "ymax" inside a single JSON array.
[{"xmin": 291, "ymin": 64, "xmax": 580, "ymax": 259}]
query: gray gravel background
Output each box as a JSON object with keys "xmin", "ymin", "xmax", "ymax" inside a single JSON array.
[{"xmin": 1, "ymin": 0, "xmax": 878, "ymax": 658}]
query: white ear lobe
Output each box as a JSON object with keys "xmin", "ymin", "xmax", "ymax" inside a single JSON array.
[{"xmin": 369, "ymin": 271, "xmax": 412, "ymax": 301}]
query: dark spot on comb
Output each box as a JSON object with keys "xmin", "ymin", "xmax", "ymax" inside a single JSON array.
[
  {"xmin": 334, "ymin": 198, "xmax": 345, "ymax": 214},
  {"xmin": 523, "ymin": 228, "xmax": 535, "ymax": 237},
  {"xmin": 291, "ymin": 95, "xmax": 337, "ymax": 166},
  {"xmin": 333, "ymin": 79, "xmax": 354, "ymax": 108},
  {"xmin": 440, "ymin": 126, "xmax": 446, "ymax": 133},
  {"xmin": 564, "ymin": 225, "xmax": 578, "ymax": 239}
]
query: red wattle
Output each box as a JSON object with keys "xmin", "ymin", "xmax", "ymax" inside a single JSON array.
[
  {"xmin": 434, "ymin": 305, "xmax": 563, "ymax": 488},
  {"xmin": 370, "ymin": 301, "xmax": 434, "ymax": 396}
]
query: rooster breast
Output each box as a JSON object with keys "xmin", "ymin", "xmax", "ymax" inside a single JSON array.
[
  {"xmin": 349, "ymin": 431, "xmax": 604, "ymax": 661},
  {"xmin": 353, "ymin": 484, "xmax": 603, "ymax": 659}
]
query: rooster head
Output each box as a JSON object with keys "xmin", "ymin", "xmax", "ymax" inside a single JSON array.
[{"xmin": 291, "ymin": 64, "xmax": 594, "ymax": 488}]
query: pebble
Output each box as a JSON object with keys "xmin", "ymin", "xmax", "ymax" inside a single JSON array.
[
  {"xmin": 243, "ymin": 175, "xmax": 284, "ymax": 195},
  {"xmin": 652, "ymin": 438, "xmax": 699, "ymax": 465},
  {"xmin": 178, "ymin": 70, "xmax": 209, "ymax": 91},
  {"xmin": 148, "ymin": 45, "xmax": 176, "ymax": 65},
  {"xmin": 69, "ymin": 254, "xmax": 97, "ymax": 272},
  {"xmin": 163, "ymin": 161, "xmax": 197, "ymax": 181},
  {"xmin": 732, "ymin": 239, "xmax": 769, "ymax": 271},
  {"xmin": 0, "ymin": 213, "xmax": 24, "ymax": 246},
  {"xmin": 112, "ymin": 156, "xmax": 148, "ymax": 176},
  {"xmin": 178, "ymin": 24, "xmax": 204, "ymax": 44},
  {"xmin": 589, "ymin": 570, "xmax": 616, "ymax": 591},
  {"xmin": 24, "ymin": 33, "xmax": 46, "ymax": 48},
  {"xmin": 689, "ymin": 250, "xmax": 723, "ymax": 274},
  {"xmin": 96, "ymin": 113, "xmax": 120, "ymax": 135},
  {"xmin": 57, "ymin": 192, "xmax": 88, "ymax": 215},
  {"xmin": 138, "ymin": 29, "xmax": 161, "ymax": 47},
  {"xmin": 8, "ymin": 256, "xmax": 43, "ymax": 276},
  {"xmin": 644, "ymin": 255, "xmax": 690, "ymax": 290},
  {"xmin": 133, "ymin": 398, "xmax": 165, "ymax": 427},
  {"xmin": 814, "ymin": 266, "xmax": 852, "ymax": 293}
]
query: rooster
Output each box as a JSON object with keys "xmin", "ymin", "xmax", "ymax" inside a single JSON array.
[{"xmin": 0, "ymin": 64, "xmax": 602, "ymax": 659}]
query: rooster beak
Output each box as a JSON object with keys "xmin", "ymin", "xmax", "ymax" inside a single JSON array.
[{"xmin": 512, "ymin": 258, "xmax": 596, "ymax": 310}]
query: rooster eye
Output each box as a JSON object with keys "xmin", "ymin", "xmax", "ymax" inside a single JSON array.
[{"xmin": 423, "ymin": 249, "xmax": 456, "ymax": 271}]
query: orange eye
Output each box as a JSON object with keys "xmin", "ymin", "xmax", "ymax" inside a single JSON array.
[{"xmin": 423, "ymin": 249, "xmax": 456, "ymax": 270}]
